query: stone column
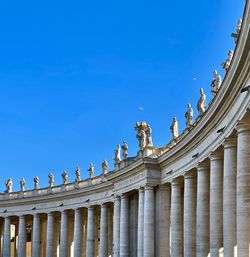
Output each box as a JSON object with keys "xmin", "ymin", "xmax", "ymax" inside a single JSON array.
[
  {"xmin": 94, "ymin": 209, "xmax": 99, "ymax": 257},
  {"xmin": 223, "ymin": 137, "xmax": 237, "ymax": 257},
  {"xmin": 107, "ymin": 206, "xmax": 113, "ymax": 256},
  {"xmin": 46, "ymin": 213, "xmax": 54, "ymax": 257},
  {"xmin": 86, "ymin": 207, "xmax": 95, "ymax": 257},
  {"xmin": 130, "ymin": 194, "xmax": 138, "ymax": 256},
  {"xmin": 120, "ymin": 194, "xmax": 129, "ymax": 257},
  {"xmin": 113, "ymin": 197, "xmax": 121, "ymax": 257},
  {"xmin": 73, "ymin": 209, "xmax": 82, "ymax": 257},
  {"xmin": 17, "ymin": 215, "xmax": 26, "ymax": 257},
  {"xmin": 196, "ymin": 162, "xmax": 210, "ymax": 257},
  {"xmin": 155, "ymin": 184, "xmax": 171, "ymax": 257},
  {"xmin": 137, "ymin": 188, "xmax": 144, "ymax": 257},
  {"xmin": 170, "ymin": 178, "xmax": 183, "ymax": 257},
  {"xmin": 99, "ymin": 204, "xmax": 108, "ymax": 257},
  {"xmin": 183, "ymin": 172, "xmax": 196, "ymax": 257},
  {"xmin": 210, "ymin": 151, "xmax": 223, "ymax": 257},
  {"xmin": 236, "ymin": 121, "xmax": 250, "ymax": 257},
  {"xmin": 32, "ymin": 214, "xmax": 41, "ymax": 257},
  {"xmin": 3, "ymin": 216, "xmax": 11, "ymax": 257},
  {"xmin": 53, "ymin": 220, "xmax": 60, "ymax": 257},
  {"xmin": 59, "ymin": 210, "xmax": 68, "ymax": 257}
]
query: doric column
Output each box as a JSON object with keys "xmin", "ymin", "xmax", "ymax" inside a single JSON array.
[
  {"xmin": 59, "ymin": 210, "xmax": 68, "ymax": 257},
  {"xmin": 53, "ymin": 220, "xmax": 60, "ymax": 257},
  {"xmin": 86, "ymin": 206, "xmax": 95, "ymax": 257},
  {"xmin": 137, "ymin": 188, "xmax": 144, "ymax": 257},
  {"xmin": 17, "ymin": 215, "xmax": 26, "ymax": 257},
  {"xmin": 120, "ymin": 194, "xmax": 129, "ymax": 257},
  {"xmin": 113, "ymin": 196, "xmax": 121, "ymax": 257},
  {"xmin": 73, "ymin": 209, "xmax": 82, "ymax": 257},
  {"xmin": 3, "ymin": 216, "xmax": 11, "ymax": 257},
  {"xmin": 210, "ymin": 151, "xmax": 223, "ymax": 257},
  {"xmin": 155, "ymin": 184, "xmax": 171, "ymax": 257},
  {"xmin": 170, "ymin": 178, "xmax": 183, "ymax": 257},
  {"xmin": 223, "ymin": 137, "xmax": 237, "ymax": 257},
  {"xmin": 130, "ymin": 194, "xmax": 138, "ymax": 256},
  {"xmin": 32, "ymin": 214, "xmax": 41, "ymax": 257},
  {"xmin": 183, "ymin": 172, "xmax": 196, "ymax": 257},
  {"xmin": 99, "ymin": 204, "xmax": 108, "ymax": 257},
  {"xmin": 108, "ymin": 206, "xmax": 113, "ymax": 256},
  {"xmin": 94, "ymin": 209, "xmax": 99, "ymax": 257},
  {"xmin": 196, "ymin": 162, "xmax": 210, "ymax": 257},
  {"xmin": 46, "ymin": 213, "xmax": 54, "ymax": 257},
  {"xmin": 236, "ymin": 121, "xmax": 250, "ymax": 257}
]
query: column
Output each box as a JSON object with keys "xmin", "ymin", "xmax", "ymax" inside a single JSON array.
[
  {"xmin": 210, "ymin": 151, "xmax": 223, "ymax": 257},
  {"xmin": 137, "ymin": 188, "xmax": 144, "ymax": 257},
  {"xmin": 86, "ymin": 207, "xmax": 95, "ymax": 257},
  {"xmin": 183, "ymin": 172, "xmax": 196, "ymax": 257},
  {"xmin": 223, "ymin": 137, "xmax": 237, "ymax": 257},
  {"xmin": 3, "ymin": 216, "xmax": 11, "ymax": 257},
  {"xmin": 94, "ymin": 209, "xmax": 99, "ymax": 257},
  {"xmin": 100, "ymin": 204, "xmax": 108, "ymax": 257},
  {"xmin": 236, "ymin": 121, "xmax": 250, "ymax": 257},
  {"xmin": 107, "ymin": 206, "xmax": 113, "ymax": 256},
  {"xmin": 59, "ymin": 210, "xmax": 68, "ymax": 257},
  {"xmin": 53, "ymin": 220, "xmax": 60, "ymax": 257},
  {"xmin": 120, "ymin": 194, "xmax": 129, "ymax": 257},
  {"xmin": 46, "ymin": 213, "xmax": 54, "ymax": 257},
  {"xmin": 130, "ymin": 194, "xmax": 138, "ymax": 256},
  {"xmin": 17, "ymin": 215, "xmax": 26, "ymax": 257},
  {"xmin": 67, "ymin": 216, "xmax": 74, "ymax": 257},
  {"xmin": 32, "ymin": 214, "xmax": 40, "ymax": 257},
  {"xmin": 196, "ymin": 162, "xmax": 210, "ymax": 257},
  {"xmin": 170, "ymin": 178, "xmax": 183, "ymax": 257},
  {"xmin": 155, "ymin": 185, "xmax": 171, "ymax": 257},
  {"xmin": 113, "ymin": 197, "xmax": 121, "ymax": 257},
  {"xmin": 73, "ymin": 209, "xmax": 82, "ymax": 257}
]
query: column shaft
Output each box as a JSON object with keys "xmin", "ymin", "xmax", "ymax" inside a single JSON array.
[
  {"xmin": 120, "ymin": 195, "xmax": 129, "ymax": 257},
  {"xmin": 17, "ymin": 216, "xmax": 26, "ymax": 257},
  {"xmin": 100, "ymin": 204, "xmax": 108, "ymax": 257},
  {"xmin": 137, "ymin": 188, "xmax": 144, "ymax": 257},
  {"xmin": 3, "ymin": 217, "xmax": 11, "ymax": 257},
  {"xmin": 46, "ymin": 213, "xmax": 54, "ymax": 257},
  {"xmin": 73, "ymin": 209, "xmax": 82, "ymax": 257},
  {"xmin": 59, "ymin": 210, "xmax": 68, "ymax": 257},
  {"xmin": 86, "ymin": 207, "xmax": 95, "ymax": 257},
  {"xmin": 113, "ymin": 197, "xmax": 121, "ymax": 257}
]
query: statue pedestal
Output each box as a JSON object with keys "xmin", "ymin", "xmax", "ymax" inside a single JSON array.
[{"xmin": 138, "ymin": 147, "xmax": 154, "ymax": 158}]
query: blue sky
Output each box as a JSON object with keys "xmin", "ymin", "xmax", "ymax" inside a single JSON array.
[{"xmin": 0, "ymin": 0, "xmax": 245, "ymax": 191}]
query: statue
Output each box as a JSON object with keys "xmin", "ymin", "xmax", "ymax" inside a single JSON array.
[
  {"xmin": 75, "ymin": 166, "xmax": 81, "ymax": 182},
  {"xmin": 113, "ymin": 144, "xmax": 121, "ymax": 164},
  {"xmin": 34, "ymin": 176, "xmax": 39, "ymax": 190},
  {"xmin": 135, "ymin": 122, "xmax": 153, "ymax": 150},
  {"xmin": 88, "ymin": 164, "xmax": 94, "ymax": 179},
  {"xmin": 48, "ymin": 173, "xmax": 54, "ymax": 188},
  {"xmin": 197, "ymin": 88, "xmax": 206, "ymax": 116},
  {"xmin": 102, "ymin": 159, "xmax": 109, "ymax": 175},
  {"xmin": 20, "ymin": 178, "xmax": 26, "ymax": 191},
  {"xmin": 62, "ymin": 170, "xmax": 68, "ymax": 185},
  {"xmin": 211, "ymin": 70, "xmax": 222, "ymax": 97},
  {"xmin": 231, "ymin": 19, "xmax": 242, "ymax": 43},
  {"xmin": 5, "ymin": 178, "xmax": 13, "ymax": 193},
  {"xmin": 121, "ymin": 141, "xmax": 128, "ymax": 159},
  {"xmin": 170, "ymin": 117, "xmax": 179, "ymax": 139},
  {"xmin": 185, "ymin": 104, "xmax": 193, "ymax": 128},
  {"xmin": 222, "ymin": 50, "xmax": 234, "ymax": 73}
]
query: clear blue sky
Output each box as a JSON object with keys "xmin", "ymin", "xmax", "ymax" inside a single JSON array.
[{"xmin": 0, "ymin": 0, "xmax": 245, "ymax": 191}]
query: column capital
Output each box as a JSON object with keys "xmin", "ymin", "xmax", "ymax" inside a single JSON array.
[
  {"xmin": 138, "ymin": 187, "xmax": 144, "ymax": 193},
  {"xmin": 101, "ymin": 203, "xmax": 108, "ymax": 208},
  {"xmin": 223, "ymin": 136, "xmax": 237, "ymax": 149},
  {"xmin": 171, "ymin": 177, "xmax": 183, "ymax": 186},
  {"xmin": 184, "ymin": 170, "xmax": 196, "ymax": 179},
  {"xmin": 157, "ymin": 183, "xmax": 171, "ymax": 190},
  {"xmin": 120, "ymin": 194, "xmax": 129, "ymax": 199},
  {"xmin": 209, "ymin": 150, "xmax": 223, "ymax": 161},
  {"xmin": 144, "ymin": 185, "xmax": 154, "ymax": 190},
  {"xmin": 236, "ymin": 120, "xmax": 250, "ymax": 134},
  {"xmin": 196, "ymin": 161, "xmax": 210, "ymax": 172}
]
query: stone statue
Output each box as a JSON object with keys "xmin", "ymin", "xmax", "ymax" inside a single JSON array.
[
  {"xmin": 75, "ymin": 166, "xmax": 81, "ymax": 182},
  {"xmin": 102, "ymin": 159, "xmax": 109, "ymax": 175},
  {"xmin": 34, "ymin": 176, "xmax": 39, "ymax": 190},
  {"xmin": 185, "ymin": 104, "xmax": 193, "ymax": 128},
  {"xmin": 232, "ymin": 19, "xmax": 242, "ymax": 43},
  {"xmin": 88, "ymin": 164, "xmax": 94, "ymax": 179},
  {"xmin": 5, "ymin": 178, "xmax": 13, "ymax": 193},
  {"xmin": 20, "ymin": 177, "xmax": 26, "ymax": 192},
  {"xmin": 48, "ymin": 173, "xmax": 54, "ymax": 188},
  {"xmin": 62, "ymin": 170, "xmax": 68, "ymax": 185},
  {"xmin": 135, "ymin": 122, "xmax": 153, "ymax": 150},
  {"xmin": 170, "ymin": 117, "xmax": 179, "ymax": 139},
  {"xmin": 146, "ymin": 124, "xmax": 153, "ymax": 146},
  {"xmin": 211, "ymin": 70, "xmax": 222, "ymax": 97},
  {"xmin": 114, "ymin": 144, "xmax": 121, "ymax": 164},
  {"xmin": 197, "ymin": 88, "xmax": 206, "ymax": 116},
  {"xmin": 121, "ymin": 141, "xmax": 128, "ymax": 159},
  {"xmin": 222, "ymin": 50, "xmax": 234, "ymax": 73}
]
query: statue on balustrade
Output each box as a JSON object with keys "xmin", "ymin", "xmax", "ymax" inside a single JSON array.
[
  {"xmin": 185, "ymin": 104, "xmax": 193, "ymax": 128},
  {"xmin": 197, "ymin": 88, "xmax": 206, "ymax": 116},
  {"xmin": 88, "ymin": 163, "xmax": 94, "ymax": 178},
  {"xmin": 48, "ymin": 173, "xmax": 54, "ymax": 188},
  {"xmin": 170, "ymin": 117, "xmax": 179, "ymax": 139},
  {"xmin": 114, "ymin": 144, "xmax": 121, "ymax": 164},
  {"xmin": 211, "ymin": 70, "xmax": 222, "ymax": 97},
  {"xmin": 222, "ymin": 50, "xmax": 234, "ymax": 73},
  {"xmin": 102, "ymin": 159, "xmax": 109, "ymax": 175},
  {"xmin": 121, "ymin": 141, "xmax": 128, "ymax": 159},
  {"xmin": 5, "ymin": 178, "xmax": 13, "ymax": 193},
  {"xmin": 62, "ymin": 170, "xmax": 68, "ymax": 185},
  {"xmin": 20, "ymin": 177, "xmax": 26, "ymax": 191},
  {"xmin": 135, "ymin": 122, "xmax": 153, "ymax": 150},
  {"xmin": 34, "ymin": 176, "xmax": 39, "ymax": 190},
  {"xmin": 231, "ymin": 19, "xmax": 242, "ymax": 43},
  {"xmin": 75, "ymin": 166, "xmax": 81, "ymax": 182}
]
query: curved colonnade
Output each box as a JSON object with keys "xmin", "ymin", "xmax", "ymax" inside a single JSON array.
[{"xmin": 1, "ymin": 2, "xmax": 250, "ymax": 257}]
